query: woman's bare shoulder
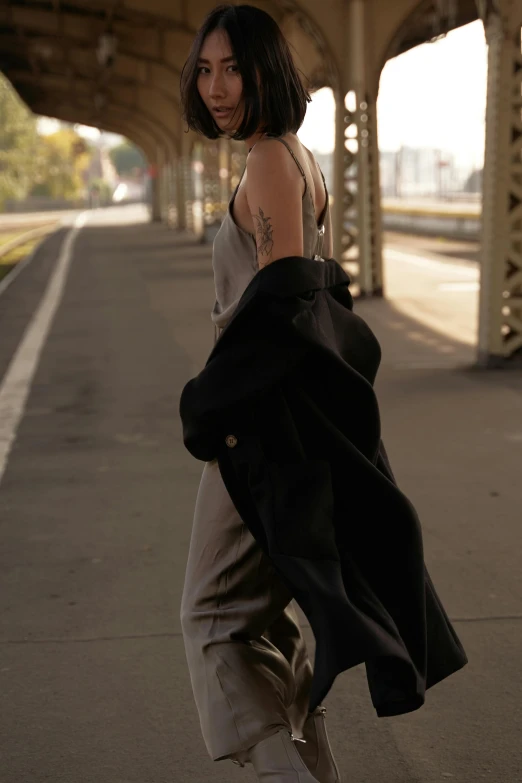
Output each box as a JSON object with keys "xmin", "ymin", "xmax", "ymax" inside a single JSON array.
[
  {"xmin": 244, "ymin": 135, "xmax": 305, "ymax": 267},
  {"xmin": 246, "ymin": 134, "xmax": 304, "ymax": 185}
]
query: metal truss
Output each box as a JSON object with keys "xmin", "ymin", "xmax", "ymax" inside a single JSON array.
[
  {"xmin": 333, "ymin": 0, "xmax": 384, "ymax": 299},
  {"xmin": 354, "ymin": 95, "xmax": 384, "ymax": 297},
  {"xmin": 336, "ymin": 103, "xmax": 358, "ymax": 265},
  {"xmin": 335, "ymin": 95, "xmax": 383, "ymax": 297},
  {"xmin": 478, "ymin": 2, "xmax": 522, "ymax": 364}
]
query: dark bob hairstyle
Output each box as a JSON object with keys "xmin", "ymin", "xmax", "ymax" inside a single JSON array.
[{"xmin": 180, "ymin": 4, "xmax": 311, "ymax": 141}]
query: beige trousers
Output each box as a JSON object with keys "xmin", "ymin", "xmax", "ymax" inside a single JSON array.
[{"xmin": 180, "ymin": 459, "xmax": 313, "ymax": 763}]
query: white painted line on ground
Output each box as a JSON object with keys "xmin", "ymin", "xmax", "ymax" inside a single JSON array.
[
  {"xmin": 384, "ymin": 247, "xmax": 479, "ymax": 278},
  {"xmin": 0, "ymin": 211, "xmax": 89, "ymax": 486},
  {"xmin": 438, "ymin": 282, "xmax": 480, "ymax": 291}
]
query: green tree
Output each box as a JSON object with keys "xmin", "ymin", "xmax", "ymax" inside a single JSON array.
[
  {"xmin": 0, "ymin": 75, "xmax": 41, "ymax": 208},
  {"xmin": 32, "ymin": 128, "xmax": 91, "ymax": 200},
  {"xmin": 109, "ymin": 140, "xmax": 146, "ymax": 176}
]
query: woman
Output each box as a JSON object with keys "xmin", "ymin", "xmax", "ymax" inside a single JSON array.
[
  {"xmin": 178, "ymin": 4, "xmax": 468, "ymax": 783},
  {"xmin": 179, "ymin": 5, "xmax": 340, "ymax": 782}
]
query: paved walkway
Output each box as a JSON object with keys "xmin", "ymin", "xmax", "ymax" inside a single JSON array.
[{"xmin": 0, "ymin": 206, "xmax": 521, "ymax": 782}]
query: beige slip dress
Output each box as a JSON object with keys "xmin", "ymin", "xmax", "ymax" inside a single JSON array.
[{"xmin": 180, "ymin": 135, "xmax": 332, "ymax": 765}]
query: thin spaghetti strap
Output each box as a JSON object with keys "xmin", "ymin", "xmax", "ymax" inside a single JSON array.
[
  {"xmin": 230, "ymin": 164, "xmax": 246, "ymax": 204},
  {"xmin": 235, "ymin": 165, "xmax": 246, "ymax": 191}
]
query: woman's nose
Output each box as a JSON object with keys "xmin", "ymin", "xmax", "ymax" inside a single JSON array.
[{"xmin": 209, "ymin": 74, "xmax": 226, "ymax": 99}]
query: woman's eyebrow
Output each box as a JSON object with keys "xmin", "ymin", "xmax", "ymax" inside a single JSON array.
[{"xmin": 197, "ymin": 55, "xmax": 237, "ymax": 64}]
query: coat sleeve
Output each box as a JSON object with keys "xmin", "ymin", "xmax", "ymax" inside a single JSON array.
[{"xmin": 179, "ymin": 294, "xmax": 310, "ymax": 461}]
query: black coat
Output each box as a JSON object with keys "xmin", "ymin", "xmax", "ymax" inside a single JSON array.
[{"xmin": 179, "ymin": 255, "xmax": 468, "ymax": 718}]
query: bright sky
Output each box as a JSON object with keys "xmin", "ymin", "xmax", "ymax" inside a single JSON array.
[{"xmin": 299, "ymin": 20, "xmax": 488, "ymax": 169}]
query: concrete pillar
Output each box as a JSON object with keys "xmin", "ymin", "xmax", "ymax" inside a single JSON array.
[
  {"xmin": 174, "ymin": 158, "xmax": 184, "ymax": 231},
  {"xmin": 150, "ymin": 150, "xmax": 162, "ymax": 223},
  {"xmin": 202, "ymin": 140, "xmax": 220, "ymax": 241},
  {"xmin": 166, "ymin": 161, "xmax": 176, "ymax": 227},
  {"xmin": 176, "ymin": 131, "xmax": 198, "ymax": 234},
  {"xmin": 159, "ymin": 154, "xmax": 169, "ymax": 223},
  {"xmin": 191, "ymin": 140, "xmax": 205, "ymax": 240},
  {"xmin": 164, "ymin": 159, "xmax": 172, "ymax": 221},
  {"xmin": 477, "ymin": 3, "xmax": 522, "ymax": 365},
  {"xmin": 219, "ymin": 137, "xmax": 232, "ymax": 218}
]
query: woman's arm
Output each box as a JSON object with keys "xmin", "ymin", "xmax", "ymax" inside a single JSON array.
[{"xmin": 245, "ymin": 140, "xmax": 304, "ymax": 268}]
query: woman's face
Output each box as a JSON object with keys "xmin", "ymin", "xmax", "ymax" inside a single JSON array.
[{"xmin": 196, "ymin": 29, "xmax": 244, "ymax": 133}]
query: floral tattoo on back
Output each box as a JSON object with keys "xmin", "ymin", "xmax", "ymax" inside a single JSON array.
[{"xmin": 253, "ymin": 207, "xmax": 274, "ymax": 257}]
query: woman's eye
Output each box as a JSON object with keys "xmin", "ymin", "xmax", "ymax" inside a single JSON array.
[{"xmin": 197, "ymin": 65, "xmax": 238, "ymax": 74}]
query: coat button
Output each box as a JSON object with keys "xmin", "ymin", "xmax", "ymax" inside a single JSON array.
[{"xmin": 225, "ymin": 434, "xmax": 238, "ymax": 448}]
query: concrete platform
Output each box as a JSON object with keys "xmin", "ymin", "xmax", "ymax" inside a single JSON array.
[{"xmin": 0, "ymin": 206, "xmax": 520, "ymax": 782}]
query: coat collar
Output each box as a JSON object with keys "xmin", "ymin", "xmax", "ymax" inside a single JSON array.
[{"xmin": 248, "ymin": 256, "xmax": 351, "ymax": 299}]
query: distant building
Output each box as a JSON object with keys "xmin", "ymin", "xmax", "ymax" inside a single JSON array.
[
  {"xmin": 380, "ymin": 146, "xmax": 459, "ymax": 198},
  {"xmin": 303, "ymin": 145, "xmax": 477, "ymax": 200},
  {"xmin": 84, "ymin": 142, "xmax": 118, "ymax": 189}
]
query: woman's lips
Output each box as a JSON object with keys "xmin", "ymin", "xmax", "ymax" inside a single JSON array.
[{"xmin": 213, "ymin": 107, "xmax": 233, "ymax": 119}]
